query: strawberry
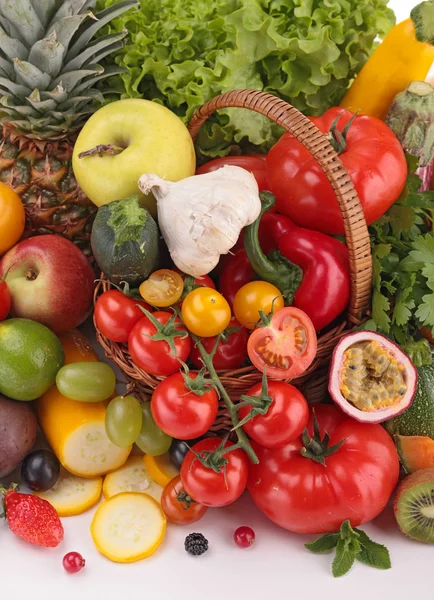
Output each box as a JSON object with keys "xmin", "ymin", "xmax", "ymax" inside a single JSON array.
[{"xmin": 1, "ymin": 485, "xmax": 64, "ymax": 547}]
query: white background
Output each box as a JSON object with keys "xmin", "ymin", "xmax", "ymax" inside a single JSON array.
[{"xmin": 0, "ymin": 1, "xmax": 426, "ymax": 599}]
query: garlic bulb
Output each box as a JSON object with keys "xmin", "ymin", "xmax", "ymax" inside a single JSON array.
[{"xmin": 138, "ymin": 166, "xmax": 261, "ymax": 277}]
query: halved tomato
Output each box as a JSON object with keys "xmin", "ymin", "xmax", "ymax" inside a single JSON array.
[
  {"xmin": 139, "ymin": 270, "xmax": 184, "ymax": 307},
  {"xmin": 247, "ymin": 307, "xmax": 317, "ymax": 380}
]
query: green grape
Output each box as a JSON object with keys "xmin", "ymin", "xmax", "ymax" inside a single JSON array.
[
  {"xmin": 135, "ymin": 401, "xmax": 172, "ymax": 456},
  {"xmin": 105, "ymin": 395, "xmax": 143, "ymax": 448},
  {"xmin": 56, "ymin": 361, "xmax": 116, "ymax": 402}
]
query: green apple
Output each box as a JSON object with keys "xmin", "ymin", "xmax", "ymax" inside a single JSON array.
[{"xmin": 72, "ymin": 99, "xmax": 196, "ymax": 214}]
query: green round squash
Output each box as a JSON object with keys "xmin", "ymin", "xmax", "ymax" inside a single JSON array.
[{"xmin": 91, "ymin": 195, "xmax": 160, "ymax": 286}]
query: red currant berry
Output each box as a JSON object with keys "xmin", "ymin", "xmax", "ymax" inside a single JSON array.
[
  {"xmin": 63, "ymin": 552, "xmax": 86, "ymax": 574},
  {"xmin": 234, "ymin": 526, "xmax": 255, "ymax": 548}
]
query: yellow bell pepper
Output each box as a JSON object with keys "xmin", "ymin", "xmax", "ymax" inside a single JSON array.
[
  {"xmin": 36, "ymin": 329, "xmax": 131, "ymax": 478},
  {"xmin": 340, "ymin": 1, "xmax": 434, "ymax": 120}
]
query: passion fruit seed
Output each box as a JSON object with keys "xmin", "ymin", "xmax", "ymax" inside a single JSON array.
[{"xmin": 340, "ymin": 341, "xmax": 407, "ymax": 412}]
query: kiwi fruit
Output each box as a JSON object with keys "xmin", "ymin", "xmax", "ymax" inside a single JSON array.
[{"xmin": 394, "ymin": 468, "xmax": 434, "ymax": 543}]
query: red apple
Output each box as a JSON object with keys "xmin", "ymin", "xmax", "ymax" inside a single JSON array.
[{"xmin": 0, "ymin": 235, "xmax": 95, "ymax": 333}]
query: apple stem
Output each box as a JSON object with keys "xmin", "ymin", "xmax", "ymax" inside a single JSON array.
[{"xmin": 78, "ymin": 144, "xmax": 124, "ymax": 159}]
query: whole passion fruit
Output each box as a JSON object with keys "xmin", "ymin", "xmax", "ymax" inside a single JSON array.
[{"xmin": 328, "ymin": 331, "xmax": 417, "ymax": 423}]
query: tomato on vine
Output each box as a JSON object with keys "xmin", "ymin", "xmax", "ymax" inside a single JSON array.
[
  {"xmin": 181, "ymin": 287, "xmax": 231, "ymax": 337},
  {"xmin": 94, "ymin": 289, "xmax": 150, "ymax": 343},
  {"xmin": 139, "ymin": 269, "xmax": 184, "ymax": 307},
  {"xmin": 233, "ymin": 281, "xmax": 284, "ymax": 330},
  {"xmin": 190, "ymin": 318, "xmax": 249, "ymax": 371},
  {"xmin": 161, "ymin": 475, "xmax": 208, "ymax": 525},
  {"xmin": 177, "ymin": 271, "xmax": 215, "ymax": 305}
]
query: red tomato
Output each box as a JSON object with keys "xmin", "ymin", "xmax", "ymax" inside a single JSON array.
[
  {"xmin": 248, "ymin": 307, "xmax": 317, "ymax": 380},
  {"xmin": 128, "ymin": 311, "xmax": 191, "ymax": 377},
  {"xmin": 267, "ymin": 108, "xmax": 407, "ymax": 235},
  {"xmin": 239, "ymin": 381, "xmax": 309, "ymax": 448},
  {"xmin": 0, "ymin": 273, "xmax": 11, "ymax": 321},
  {"xmin": 161, "ymin": 475, "xmax": 208, "ymax": 525},
  {"xmin": 197, "ymin": 154, "xmax": 269, "ymax": 191},
  {"xmin": 151, "ymin": 372, "xmax": 218, "ymax": 440},
  {"xmin": 181, "ymin": 438, "xmax": 249, "ymax": 507},
  {"xmin": 248, "ymin": 405, "xmax": 400, "ymax": 534},
  {"xmin": 190, "ymin": 318, "xmax": 249, "ymax": 371},
  {"xmin": 94, "ymin": 290, "xmax": 150, "ymax": 343}
]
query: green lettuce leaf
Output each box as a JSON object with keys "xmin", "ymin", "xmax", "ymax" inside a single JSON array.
[{"xmin": 96, "ymin": 0, "xmax": 395, "ymax": 159}]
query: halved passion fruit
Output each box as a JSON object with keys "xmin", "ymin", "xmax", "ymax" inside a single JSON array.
[{"xmin": 329, "ymin": 331, "xmax": 417, "ymax": 423}]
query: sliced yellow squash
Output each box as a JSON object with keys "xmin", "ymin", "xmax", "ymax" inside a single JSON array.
[
  {"xmin": 103, "ymin": 456, "xmax": 163, "ymax": 502},
  {"xmin": 91, "ymin": 493, "xmax": 166, "ymax": 563},
  {"xmin": 35, "ymin": 468, "xmax": 102, "ymax": 517},
  {"xmin": 143, "ymin": 453, "xmax": 179, "ymax": 488}
]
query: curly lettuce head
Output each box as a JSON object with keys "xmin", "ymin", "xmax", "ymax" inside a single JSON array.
[{"xmin": 97, "ymin": 0, "xmax": 395, "ymax": 159}]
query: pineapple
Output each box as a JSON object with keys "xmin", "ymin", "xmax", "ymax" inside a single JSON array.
[{"xmin": 0, "ymin": 0, "xmax": 137, "ymax": 259}]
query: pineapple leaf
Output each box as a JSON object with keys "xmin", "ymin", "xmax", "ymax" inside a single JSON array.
[
  {"xmin": 0, "ymin": 25, "xmax": 27, "ymax": 61},
  {"xmin": 28, "ymin": 33, "xmax": 65, "ymax": 79},
  {"xmin": 85, "ymin": 39, "xmax": 126, "ymax": 68},
  {"xmin": 0, "ymin": 55, "xmax": 13, "ymax": 78},
  {"xmin": 0, "ymin": 97, "xmax": 35, "ymax": 117},
  {"xmin": 13, "ymin": 59, "xmax": 51, "ymax": 91},
  {"xmin": 0, "ymin": 0, "xmax": 44, "ymax": 47},
  {"xmin": 73, "ymin": 64, "xmax": 125, "ymax": 94},
  {"xmin": 0, "ymin": 15, "xmax": 23, "ymax": 41},
  {"xmin": 49, "ymin": 0, "xmax": 96, "ymax": 25},
  {"xmin": 33, "ymin": 0, "xmax": 60, "ymax": 28},
  {"xmin": 65, "ymin": 0, "xmax": 138, "ymax": 62},
  {"xmin": 59, "ymin": 88, "xmax": 104, "ymax": 109},
  {"xmin": 41, "ymin": 86, "xmax": 68, "ymax": 103},
  {"xmin": 0, "ymin": 76, "xmax": 31, "ymax": 97},
  {"xmin": 25, "ymin": 90, "xmax": 57, "ymax": 113},
  {"xmin": 51, "ymin": 65, "xmax": 104, "ymax": 93},
  {"xmin": 62, "ymin": 31, "xmax": 127, "ymax": 72},
  {"xmin": 47, "ymin": 13, "xmax": 90, "ymax": 54}
]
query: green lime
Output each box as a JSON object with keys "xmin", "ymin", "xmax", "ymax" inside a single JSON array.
[{"xmin": 0, "ymin": 318, "xmax": 65, "ymax": 401}]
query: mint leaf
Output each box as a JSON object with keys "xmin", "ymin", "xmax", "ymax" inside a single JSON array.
[
  {"xmin": 332, "ymin": 539, "xmax": 357, "ymax": 578},
  {"xmin": 305, "ymin": 533, "xmax": 340, "ymax": 554},
  {"xmin": 354, "ymin": 529, "xmax": 391, "ymax": 570}
]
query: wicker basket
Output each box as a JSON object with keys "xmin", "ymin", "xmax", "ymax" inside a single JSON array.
[{"xmin": 94, "ymin": 90, "xmax": 373, "ymax": 433}]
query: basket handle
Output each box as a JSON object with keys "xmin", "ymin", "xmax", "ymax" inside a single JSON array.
[{"xmin": 188, "ymin": 89, "xmax": 372, "ymax": 325}]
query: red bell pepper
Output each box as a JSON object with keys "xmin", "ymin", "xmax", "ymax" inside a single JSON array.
[{"xmin": 219, "ymin": 193, "xmax": 351, "ymax": 331}]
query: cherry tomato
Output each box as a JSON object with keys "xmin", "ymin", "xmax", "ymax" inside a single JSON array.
[
  {"xmin": 139, "ymin": 269, "xmax": 184, "ymax": 307},
  {"xmin": 0, "ymin": 271, "xmax": 11, "ymax": 321},
  {"xmin": 128, "ymin": 311, "xmax": 191, "ymax": 377},
  {"xmin": 248, "ymin": 405, "xmax": 400, "ymax": 534},
  {"xmin": 233, "ymin": 281, "xmax": 284, "ymax": 330},
  {"xmin": 197, "ymin": 154, "xmax": 269, "ymax": 191},
  {"xmin": 0, "ymin": 183, "xmax": 25, "ymax": 255},
  {"xmin": 182, "ymin": 287, "xmax": 231, "ymax": 337},
  {"xmin": 178, "ymin": 272, "xmax": 215, "ymax": 304},
  {"xmin": 190, "ymin": 318, "xmax": 249, "ymax": 371},
  {"xmin": 151, "ymin": 372, "xmax": 218, "ymax": 440},
  {"xmin": 161, "ymin": 475, "xmax": 208, "ymax": 525},
  {"xmin": 239, "ymin": 381, "xmax": 309, "ymax": 448},
  {"xmin": 247, "ymin": 307, "xmax": 317, "ymax": 380},
  {"xmin": 181, "ymin": 438, "xmax": 249, "ymax": 507},
  {"xmin": 94, "ymin": 290, "xmax": 150, "ymax": 343}
]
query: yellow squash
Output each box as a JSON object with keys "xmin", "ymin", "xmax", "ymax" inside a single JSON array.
[
  {"xmin": 36, "ymin": 329, "xmax": 131, "ymax": 478},
  {"xmin": 340, "ymin": 1, "xmax": 434, "ymax": 120}
]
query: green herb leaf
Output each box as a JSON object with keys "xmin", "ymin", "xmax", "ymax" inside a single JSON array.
[
  {"xmin": 305, "ymin": 533, "xmax": 340, "ymax": 554},
  {"xmin": 372, "ymin": 289, "xmax": 391, "ymax": 333},
  {"xmin": 387, "ymin": 205, "xmax": 416, "ymax": 236},
  {"xmin": 332, "ymin": 539, "xmax": 357, "ymax": 578},
  {"xmin": 354, "ymin": 529, "xmax": 392, "ymax": 570}
]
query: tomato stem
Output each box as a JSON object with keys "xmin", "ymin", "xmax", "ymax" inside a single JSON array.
[
  {"xmin": 300, "ymin": 410, "xmax": 346, "ymax": 466},
  {"xmin": 192, "ymin": 334, "xmax": 259, "ymax": 464}
]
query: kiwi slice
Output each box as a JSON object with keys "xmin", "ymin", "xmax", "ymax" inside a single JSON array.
[{"xmin": 394, "ymin": 468, "xmax": 434, "ymax": 543}]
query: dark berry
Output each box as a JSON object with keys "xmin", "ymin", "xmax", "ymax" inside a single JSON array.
[
  {"xmin": 234, "ymin": 526, "xmax": 255, "ymax": 548},
  {"xmin": 185, "ymin": 532, "xmax": 209, "ymax": 556},
  {"xmin": 21, "ymin": 449, "xmax": 60, "ymax": 492},
  {"xmin": 63, "ymin": 552, "xmax": 85, "ymax": 574}
]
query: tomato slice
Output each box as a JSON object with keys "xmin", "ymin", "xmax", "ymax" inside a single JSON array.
[
  {"xmin": 247, "ymin": 307, "xmax": 317, "ymax": 380},
  {"xmin": 139, "ymin": 270, "xmax": 184, "ymax": 307}
]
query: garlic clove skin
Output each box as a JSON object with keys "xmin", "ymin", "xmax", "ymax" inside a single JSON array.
[{"xmin": 138, "ymin": 166, "xmax": 261, "ymax": 277}]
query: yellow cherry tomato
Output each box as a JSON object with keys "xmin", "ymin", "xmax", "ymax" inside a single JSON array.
[
  {"xmin": 181, "ymin": 287, "xmax": 231, "ymax": 337},
  {"xmin": 233, "ymin": 281, "xmax": 284, "ymax": 330},
  {"xmin": 139, "ymin": 269, "xmax": 184, "ymax": 307},
  {"xmin": 0, "ymin": 183, "xmax": 25, "ymax": 255}
]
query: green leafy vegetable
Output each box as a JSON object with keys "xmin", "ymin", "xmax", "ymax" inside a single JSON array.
[
  {"xmin": 368, "ymin": 154, "xmax": 434, "ymax": 360},
  {"xmin": 305, "ymin": 520, "xmax": 391, "ymax": 578},
  {"xmin": 96, "ymin": 0, "xmax": 395, "ymax": 159}
]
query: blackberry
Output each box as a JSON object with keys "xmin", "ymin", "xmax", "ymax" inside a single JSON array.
[{"xmin": 185, "ymin": 532, "xmax": 209, "ymax": 556}]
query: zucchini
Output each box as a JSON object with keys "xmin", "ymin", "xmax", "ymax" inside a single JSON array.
[
  {"xmin": 91, "ymin": 195, "xmax": 159, "ymax": 286},
  {"xmin": 385, "ymin": 364, "xmax": 434, "ymax": 439}
]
